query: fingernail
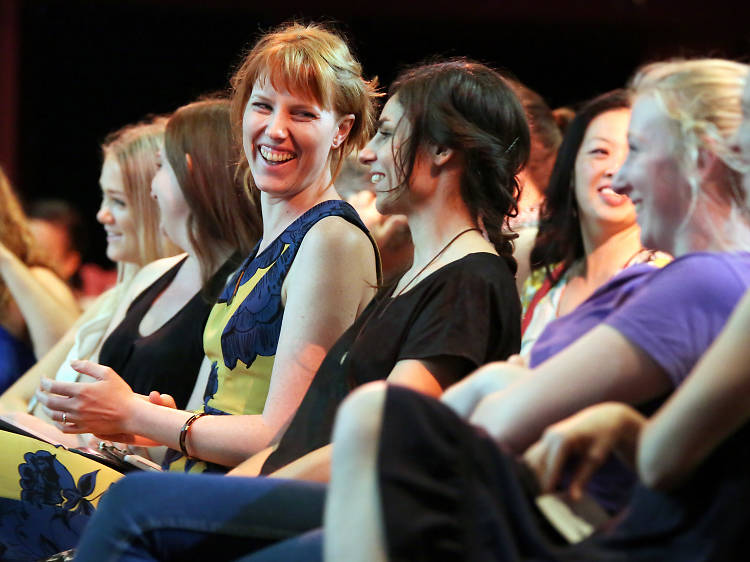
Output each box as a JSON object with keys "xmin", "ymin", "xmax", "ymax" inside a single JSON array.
[{"xmin": 40, "ymin": 378, "xmax": 51, "ymax": 391}]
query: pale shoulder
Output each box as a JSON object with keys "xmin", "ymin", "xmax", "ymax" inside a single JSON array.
[{"xmin": 300, "ymin": 215, "xmax": 374, "ymax": 265}]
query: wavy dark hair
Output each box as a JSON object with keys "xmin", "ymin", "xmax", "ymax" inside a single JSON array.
[
  {"xmin": 529, "ymin": 89, "xmax": 631, "ymax": 282},
  {"xmin": 389, "ymin": 58, "xmax": 530, "ymax": 273}
]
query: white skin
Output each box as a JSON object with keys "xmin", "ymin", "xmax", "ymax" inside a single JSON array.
[
  {"xmin": 548, "ymin": 108, "xmax": 642, "ymax": 318},
  {"xmin": 324, "ymin": 88, "xmax": 750, "ymax": 562},
  {"xmin": 35, "ymin": 81, "xmax": 378, "ymax": 468},
  {"xmin": 226, "ymin": 94, "xmax": 496, "ymax": 484},
  {"xmin": 731, "ymin": 77, "xmax": 750, "ymax": 198}
]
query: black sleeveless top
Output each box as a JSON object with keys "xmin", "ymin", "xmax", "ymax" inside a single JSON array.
[{"xmin": 98, "ymin": 257, "xmax": 233, "ymax": 409}]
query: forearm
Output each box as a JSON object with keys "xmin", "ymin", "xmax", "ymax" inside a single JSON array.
[
  {"xmin": 126, "ymin": 399, "xmax": 284, "ymax": 468},
  {"xmin": 269, "ymin": 444, "xmax": 332, "ymax": 482},
  {"xmin": 0, "ymin": 253, "xmax": 79, "ymax": 354},
  {"xmin": 638, "ymin": 294, "xmax": 750, "ymax": 489}
]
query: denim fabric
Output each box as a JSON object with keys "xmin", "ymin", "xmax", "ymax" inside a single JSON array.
[{"xmin": 74, "ymin": 473, "xmax": 326, "ymax": 562}]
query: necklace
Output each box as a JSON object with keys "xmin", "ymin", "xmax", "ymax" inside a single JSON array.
[
  {"xmin": 380, "ymin": 227, "xmax": 480, "ymax": 315},
  {"xmin": 338, "ymin": 226, "xmax": 480, "ymax": 366}
]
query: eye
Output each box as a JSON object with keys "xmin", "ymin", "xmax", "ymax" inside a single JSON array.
[
  {"xmin": 589, "ymin": 148, "xmax": 609, "ymax": 156},
  {"xmin": 293, "ymin": 110, "xmax": 318, "ymax": 120},
  {"xmin": 377, "ymin": 128, "xmax": 392, "ymax": 138},
  {"xmin": 251, "ymin": 102, "xmax": 272, "ymax": 112},
  {"xmin": 628, "ymin": 143, "xmax": 638, "ymax": 153}
]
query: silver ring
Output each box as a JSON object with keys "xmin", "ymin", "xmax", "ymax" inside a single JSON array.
[{"xmin": 62, "ymin": 412, "xmax": 67, "ymax": 424}]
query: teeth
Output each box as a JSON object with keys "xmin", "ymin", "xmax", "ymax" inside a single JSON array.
[
  {"xmin": 370, "ymin": 173, "xmax": 385, "ymax": 184},
  {"xmin": 260, "ymin": 146, "xmax": 295, "ymax": 163}
]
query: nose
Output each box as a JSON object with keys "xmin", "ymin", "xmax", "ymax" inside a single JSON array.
[
  {"xmin": 97, "ymin": 203, "xmax": 113, "ymax": 225},
  {"xmin": 358, "ymin": 144, "xmax": 376, "ymax": 166},
  {"xmin": 611, "ymin": 176, "xmax": 632, "ymax": 197},
  {"xmin": 266, "ymin": 111, "xmax": 289, "ymax": 141}
]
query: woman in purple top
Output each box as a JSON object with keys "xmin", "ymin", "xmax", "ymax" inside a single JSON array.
[{"xmin": 325, "ymin": 58, "xmax": 750, "ymax": 560}]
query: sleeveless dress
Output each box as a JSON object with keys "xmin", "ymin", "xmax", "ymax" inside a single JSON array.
[
  {"xmin": 0, "ymin": 258, "xmax": 234, "ymax": 561},
  {"xmin": 164, "ymin": 200, "xmax": 377, "ymax": 473}
]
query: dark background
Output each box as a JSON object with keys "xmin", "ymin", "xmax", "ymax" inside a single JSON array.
[{"xmin": 1, "ymin": 0, "xmax": 748, "ymax": 266}]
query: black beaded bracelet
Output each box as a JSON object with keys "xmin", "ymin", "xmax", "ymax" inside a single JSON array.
[{"xmin": 179, "ymin": 412, "xmax": 207, "ymax": 459}]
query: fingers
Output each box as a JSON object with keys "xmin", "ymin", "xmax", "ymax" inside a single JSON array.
[
  {"xmin": 70, "ymin": 359, "xmax": 115, "ymax": 382},
  {"xmin": 568, "ymin": 442, "xmax": 610, "ymax": 501},
  {"xmin": 507, "ymin": 354, "xmax": 527, "ymax": 367},
  {"xmin": 35, "ymin": 387, "xmax": 75, "ymax": 411},
  {"xmin": 523, "ymin": 430, "xmax": 571, "ymax": 494}
]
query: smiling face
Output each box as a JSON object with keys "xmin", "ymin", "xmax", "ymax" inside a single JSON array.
[
  {"xmin": 150, "ymin": 151, "xmax": 191, "ymax": 250},
  {"xmin": 613, "ymin": 94, "xmax": 691, "ymax": 253},
  {"xmin": 242, "ymin": 79, "xmax": 353, "ymax": 200},
  {"xmin": 573, "ymin": 109, "xmax": 636, "ymax": 235},
  {"xmin": 96, "ymin": 154, "xmax": 139, "ymax": 263},
  {"xmin": 358, "ymin": 96, "xmax": 411, "ymax": 216}
]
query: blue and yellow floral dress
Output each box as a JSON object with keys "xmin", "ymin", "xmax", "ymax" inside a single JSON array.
[
  {"xmin": 0, "ymin": 200, "xmax": 374, "ymax": 560},
  {"xmin": 164, "ymin": 199, "xmax": 377, "ymax": 473}
]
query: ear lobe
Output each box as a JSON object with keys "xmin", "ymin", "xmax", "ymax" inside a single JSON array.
[
  {"xmin": 185, "ymin": 153, "xmax": 194, "ymax": 173},
  {"xmin": 332, "ymin": 114, "xmax": 355, "ymax": 149}
]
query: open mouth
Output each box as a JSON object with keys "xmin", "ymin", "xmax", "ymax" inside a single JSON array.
[
  {"xmin": 370, "ymin": 172, "xmax": 385, "ymax": 184},
  {"xmin": 259, "ymin": 145, "xmax": 296, "ymax": 165}
]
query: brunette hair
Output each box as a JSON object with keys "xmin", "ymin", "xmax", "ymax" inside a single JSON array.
[
  {"xmin": 229, "ymin": 22, "xmax": 379, "ymax": 192},
  {"xmin": 0, "ymin": 167, "xmax": 44, "ymax": 313},
  {"xmin": 530, "ymin": 89, "xmax": 631, "ymax": 282},
  {"xmin": 388, "ymin": 58, "xmax": 530, "ymax": 272},
  {"xmin": 165, "ymin": 98, "xmax": 261, "ymax": 283},
  {"xmin": 102, "ymin": 118, "xmax": 180, "ymax": 265}
]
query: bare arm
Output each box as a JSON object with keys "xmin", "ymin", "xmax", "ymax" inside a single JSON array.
[
  {"xmin": 0, "ymin": 243, "xmax": 80, "ymax": 355},
  {"xmin": 638, "ymin": 290, "xmax": 750, "ymax": 489},
  {"xmin": 38, "ymin": 219, "xmax": 377, "ymax": 467},
  {"xmin": 469, "ymin": 324, "xmax": 671, "ymax": 453}
]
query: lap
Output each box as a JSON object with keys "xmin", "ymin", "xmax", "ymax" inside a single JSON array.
[{"xmin": 0, "ymin": 430, "xmax": 123, "ymax": 561}]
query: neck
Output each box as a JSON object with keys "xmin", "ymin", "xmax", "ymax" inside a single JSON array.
[
  {"xmin": 578, "ymin": 223, "xmax": 642, "ymax": 283},
  {"xmin": 258, "ymin": 176, "xmax": 339, "ymax": 253},
  {"xmin": 672, "ymin": 195, "xmax": 750, "ymax": 256},
  {"xmin": 406, "ymin": 193, "xmax": 478, "ymax": 268}
]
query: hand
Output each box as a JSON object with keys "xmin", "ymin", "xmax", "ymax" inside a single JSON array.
[
  {"xmin": 35, "ymin": 359, "xmax": 138, "ymax": 436},
  {"xmin": 148, "ymin": 391, "xmax": 177, "ymax": 409},
  {"xmin": 522, "ymin": 403, "xmax": 645, "ymax": 501},
  {"xmin": 441, "ymin": 360, "xmax": 529, "ymax": 419}
]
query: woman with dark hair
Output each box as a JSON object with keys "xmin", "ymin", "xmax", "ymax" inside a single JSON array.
[
  {"xmin": 71, "ymin": 57, "xmax": 527, "ymax": 561},
  {"xmin": 520, "ymin": 89, "xmax": 669, "ymax": 357},
  {"xmin": 324, "ymin": 59, "xmax": 750, "ymax": 561}
]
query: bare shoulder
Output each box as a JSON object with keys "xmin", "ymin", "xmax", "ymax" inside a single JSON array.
[{"xmin": 300, "ymin": 215, "xmax": 375, "ymax": 267}]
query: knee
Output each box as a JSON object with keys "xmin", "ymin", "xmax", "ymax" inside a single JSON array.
[{"xmin": 332, "ymin": 381, "xmax": 388, "ymax": 458}]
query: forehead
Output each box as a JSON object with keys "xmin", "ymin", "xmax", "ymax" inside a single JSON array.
[
  {"xmin": 582, "ymin": 109, "xmax": 631, "ymax": 142},
  {"xmin": 629, "ymin": 94, "xmax": 673, "ymax": 137},
  {"xmin": 99, "ymin": 154, "xmax": 124, "ymax": 190},
  {"xmin": 251, "ymin": 74, "xmax": 324, "ymax": 108}
]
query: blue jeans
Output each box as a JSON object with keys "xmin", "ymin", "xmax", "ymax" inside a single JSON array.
[{"xmin": 74, "ymin": 473, "xmax": 325, "ymax": 562}]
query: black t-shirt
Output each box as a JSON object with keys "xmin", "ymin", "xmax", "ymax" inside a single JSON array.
[{"xmin": 261, "ymin": 252, "xmax": 520, "ymax": 474}]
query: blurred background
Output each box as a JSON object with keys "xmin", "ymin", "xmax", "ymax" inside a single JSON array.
[{"xmin": 1, "ymin": 0, "xmax": 748, "ymax": 267}]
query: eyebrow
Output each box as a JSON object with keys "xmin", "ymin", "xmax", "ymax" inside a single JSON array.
[{"xmin": 585, "ymin": 136, "xmax": 615, "ymax": 144}]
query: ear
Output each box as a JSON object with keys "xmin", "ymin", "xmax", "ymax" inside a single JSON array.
[
  {"xmin": 332, "ymin": 114, "xmax": 355, "ymax": 149},
  {"xmin": 185, "ymin": 153, "xmax": 194, "ymax": 173},
  {"xmin": 430, "ymin": 144, "xmax": 454, "ymax": 167}
]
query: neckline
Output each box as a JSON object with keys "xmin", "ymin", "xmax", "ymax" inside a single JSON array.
[{"xmin": 385, "ymin": 251, "xmax": 498, "ymax": 301}]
